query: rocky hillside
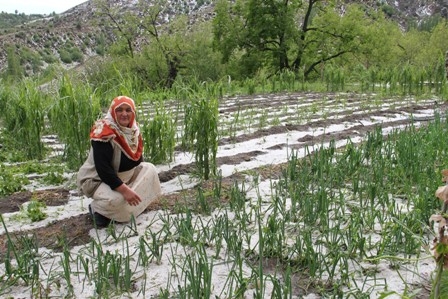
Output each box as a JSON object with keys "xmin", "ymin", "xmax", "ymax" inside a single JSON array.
[
  {"xmin": 388, "ymin": 0, "xmax": 448, "ymax": 19},
  {"xmin": 363, "ymin": 0, "xmax": 448, "ymax": 27},
  {"xmin": 0, "ymin": 0, "xmax": 445, "ymax": 76},
  {"xmin": 0, "ymin": 0, "xmax": 215, "ymax": 76}
]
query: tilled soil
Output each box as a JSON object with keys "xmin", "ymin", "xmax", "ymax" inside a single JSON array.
[{"xmin": 0, "ymin": 92, "xmax": 443, "ymax": 298}]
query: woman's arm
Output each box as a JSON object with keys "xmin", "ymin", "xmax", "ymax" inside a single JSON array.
[
  {"xmin": 92, "ymin": 141, "xmax": 141, "ymax": 205},
  {"xmin": 114, "ymin": 183, "xmax": 141, "ymax": 206},
  {"xmin": 92, "ymin": 141, "xmax": 123, "ymax": 189}
]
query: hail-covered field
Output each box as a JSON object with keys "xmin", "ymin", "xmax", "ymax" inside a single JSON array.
[{"xmin": 0, "ymin": 92, "xmax": 446, "ymax": 298}]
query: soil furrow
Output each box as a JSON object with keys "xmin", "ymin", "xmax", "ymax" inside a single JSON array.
[{"xmin": 0, "ymin": 93, "xmax": 445, "ymax": 263}]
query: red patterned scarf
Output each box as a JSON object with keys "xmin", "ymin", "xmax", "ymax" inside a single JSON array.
[{"xmin": 90, "ymin": 96, "xmax": 143, "ymax": 161}]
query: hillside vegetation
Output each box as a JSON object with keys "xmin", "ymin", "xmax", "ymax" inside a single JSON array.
[
  {"xmin": 0, "ymin": 0, "xmax": 447, "ymax": 88},
  {"xmin": 3, "ymin": 1, "xmax": 448, "ymax": 298}
]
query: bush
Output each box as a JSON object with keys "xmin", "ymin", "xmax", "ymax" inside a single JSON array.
[
  {"xmin": 70, "ymin": 47, "xmax": 83, "ymax": 62},
  {"xmin": 14, "ymin": 31, "xmax": 26, "ymax": 39},
  {"xmin": 27, "ymin": 200, "xmax": 47, "ymax": 222},
  {"xmin": 0, "ymin": 164, "xmax": 29, "ymax": 196},
  {"xmin": 42, "ymin": 52, "xmax": 57, "ymax": 63},
  {"xmin": 95, "ymin": 45, "xmax": 105, "ymax": 55},
  {"xmin": 59, "ymin": 49, "xmax": 72, "ymax": 63},
  {"xmin": 381, "ymin": 4, "xmax": 395, "ymax": 17}
]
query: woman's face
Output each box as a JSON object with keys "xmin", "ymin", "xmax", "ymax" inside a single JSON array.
[{"xmin": 115, "ymin": 104, "xmax": 133, "ymax": 127}]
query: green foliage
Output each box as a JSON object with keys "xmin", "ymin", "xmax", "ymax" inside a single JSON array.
[
  {"xmin": 84, "ymin": 57, "xmax": 121, "ymax": 95},
  {"xmin": 5, "ymin": 45, "xmax": 23, "ymax": 79},
  {"xmin": 380, "ymin": 4, "xmax": 395, "ymax": 17},
  {"xmin": 94, "ymin": 34, "xmax": 106, "ymax": 55},
  {"xmin": 425, "ymin": 22, "xmax": 448, "ymax": 68},
  {"xmin": 213, "ymin": 0, "xmax": 381, "ymax": 79},
  {"xmin": 177, "ymin": 21, "xmax": 225, "ymax": 82},
  {"xmin": 141, "ymin": 103, "xmax": 176, "ymax": 164},
  {"xmin": 3, "ymin": 1, "xmax": 446, "ymax": 90},
  {"xmin": 2, "ymin": 224, "xmax": 41, "ymax": 287},
  {"xmin": 0, "ymin": 156, "xmax": 66, "ymax": 197},
  {"xmin": 39, "ymin": 64, "xmax": 63, "ymax": 83},
  {"xmin": 14, "ymin": 31, "xmax": 26, "ymax": 39},
  {"xmin": 0, "ymin": 164, "xmax": 29, "ymax": 196},
  {"xmin": 26, "ymin": 199, "xmax": 47, "ymax": 222},
  {"xmin": 41, "ymin": 171, "xmax": 65, "ymax": 185},
  {"xmin": 58, "ymin": 47, "xmax": 83, "ymax": 64},
  {"xmin": 85, "ymin": 47, "xmax": 173, "ymax": 94},
  {"xmin": 130, "ymin": 50, "xmax": 167, "ymax": 90},
  {"xmin": 0, "ymin": 93, "xmax": 29, "ymax": 163},
  {"xmin": 235, "ymin": 52, "xmax": 265, "ymax": 80},
  {"xmin": 39, "ymin": 48, "xmax": 58, "ymax": 63},
  {"xmin": 59, "ymin": 49, "xmax": 72, "ymax": 63},
  {"xmin": 94, "ymin": 0, "xmax": 139, "ymax": 58},
  {"xmin": 213, "ymin": 0, "xmax": 243, "ymax": 63},
  {"xmin": 0, "ymin": 134, "xmax": 27, "ymax": 162},
  {"xmin": 415, "ymin": 13, "xmax": 443, "ymax": 32},
  {"xmin": 19, "ymin": 46, "xmax": 43, "ymax": 73},
  {"xmin": 70, "ymin": 47, "xmax": 83, "ymax": 62},
  {"xmin": 47, "ymin": 76, "xmax": 102, "ymax": 169},
  {"xmin": 94, "ymin": 0, "xmax": 194, "ymax": 89},
  {"xmin": 84, "ymin": 56, "xmax": 149, "ymax": 97},
  {"xmin": 214, "ymin": 0, "xmax": 280, "ymax": 76},
  {"xmin": 183, "ymin": 93, "xmax": 219, "ymax": 180},
  {"xmin": 323, "ymin": 66, "xmax": 345, "ymax": 92},
  {"xmin": 0, "ymin": 12, "xmax": 45, "ymax": 29},
  {"xmin": 95, "ymin": 44, "xmax": 105, "ymax": 56},
  {"xmin": 432, "ymin": 268, "xmax": 448, "ymax": 298},
  {"xmin": 2, "ymin": 80, "xmax": 48, "ymax": 160},
  {"xmin": 68, "ymin": 0, "xmax": 448, "ymax": 95}
]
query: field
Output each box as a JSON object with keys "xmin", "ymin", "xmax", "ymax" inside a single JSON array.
[{"xmin": 0, "ymin": 91, "xmax": 447, "ymax": 298}]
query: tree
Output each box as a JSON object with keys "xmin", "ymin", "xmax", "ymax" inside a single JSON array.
[
  {"xmin": 92, "ymin": 0, "xmax": 189, "ymax": 88},
  {"xmin": 298, "ymin": 3, "xmax": 392, "ymax": 77},
  {"xmin": 135, "ymin": 0, "xmax": 186, "ymax": 88},
  {"xmin": 423, "ymin": 22, "xmax": 448, "ymax": 68},
  {"xmin": 213, "ymin": 0, "xmax": 390, "ymax": 79},
  {"xmin": 213, "ymin": 0, "xmax": 297, "ymax": 76},
  {"xmin": 93, "ymin": 0, "xmax": 139, "ymax": 58},
  {"xmin": 179, "ymin": 21, "xmax": 225, "ymax": 82}
]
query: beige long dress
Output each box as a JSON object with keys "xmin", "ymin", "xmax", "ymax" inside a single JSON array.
[{"xmin": 77, "ymin": 143, "xmax": 162, "ymax": 222}]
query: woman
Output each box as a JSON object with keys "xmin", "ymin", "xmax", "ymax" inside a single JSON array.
[{"xmin": 77, "ymin": 96, "xmax": 162, "ymax": 227}]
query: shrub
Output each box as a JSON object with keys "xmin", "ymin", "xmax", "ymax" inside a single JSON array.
[
  {"xmin": 95, "ymin": 45, "xmax": 105, "ymax": 56},
  {"xmin": 0, "ymin": 164, "xmax": 29, "ymax": 196},
  {"xmin": 26, "ymin": 200, "xmax": 47, "ymax": 222},
  {"xmin": 59, "ymin": 49, "xmax": 72, "ymax": 63},
  {"xmin": 70, "ymin": 47, "xmax": 83, "ymax": 62},
  {"xmin": 381, "ymin": 4, "xmax": 395, "ymax": 17},
  {"xmin": 14, "ymin": 31, "xmax": 26, "ymax": 39},
  {"xmin": 42, "ymin": 52, "xmax": 57, "ymax": 63}
]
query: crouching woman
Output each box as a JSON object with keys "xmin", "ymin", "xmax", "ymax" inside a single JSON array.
[{"xmin": 77, "ymin": 95, "xmax": 161, "ymax": 227}]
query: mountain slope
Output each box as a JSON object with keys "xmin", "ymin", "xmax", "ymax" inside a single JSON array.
[{"xmin": 0, "ymin": 0, "xmax": 444, "ymax": 77}]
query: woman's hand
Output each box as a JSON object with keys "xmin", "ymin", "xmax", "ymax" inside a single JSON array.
[{"xmin": 115, "ymin": 183, "xmax": 142, "ymax": 206}]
